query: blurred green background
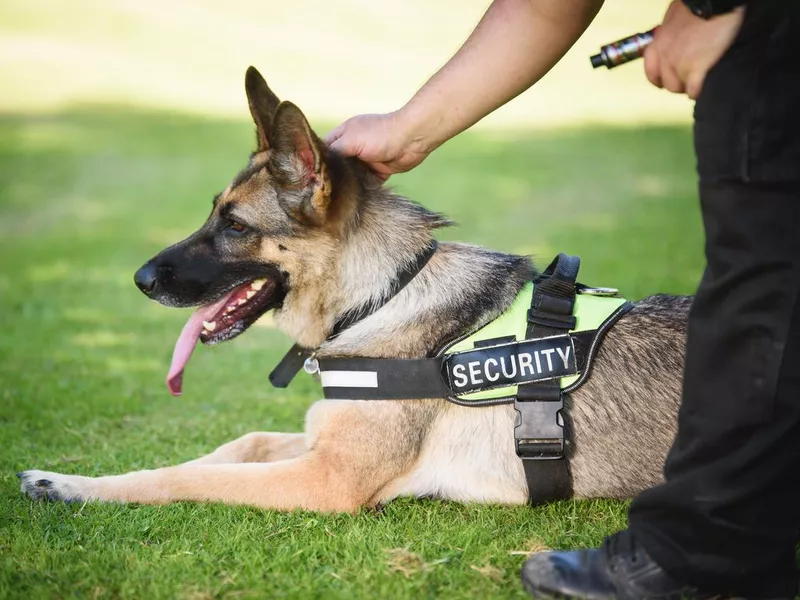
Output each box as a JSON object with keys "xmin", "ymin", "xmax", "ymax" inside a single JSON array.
[{"xmin": 0, "ymin": 1, "xmax": 705, "ymax": 599}]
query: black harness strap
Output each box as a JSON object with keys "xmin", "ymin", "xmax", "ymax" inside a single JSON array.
[
  {"xmin": 269, "ymin": 240, "xmax": 438, "ymax": 388},
  {"xmin": 268, "ymin": 345, "xmax": 313, "ymax": 388},
  {"xmin": 316, "ymin": 329, "xmax": 596, "ymax": 401},
  {"xmin": 316, "ymin": 355, "xmax": 451, "ymax": 400},
  {"xmin": 516, "ymin": 253, "xmax": 580, "ymax": 505}
]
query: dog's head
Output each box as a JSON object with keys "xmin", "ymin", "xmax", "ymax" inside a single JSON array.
[{"xmin": 135, "ymin": 67, "xmax": 380, "ymax": 395}]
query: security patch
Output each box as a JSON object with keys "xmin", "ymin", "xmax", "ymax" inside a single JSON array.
[{"xmin": 444, "ymin": 334, "xmax": 577, "ymax": 395}]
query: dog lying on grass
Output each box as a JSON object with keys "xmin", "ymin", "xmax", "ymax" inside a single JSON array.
[{"xmin": 19, "ymin": 67, "xmax": 689, "ymax": 511}]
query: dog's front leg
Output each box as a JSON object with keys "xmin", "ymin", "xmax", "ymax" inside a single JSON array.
[
  {"xmin": 19, "ymin": 399, "xmax": 432, "ymax": 511},
  {"xmin": 19, "ymin": 453, "xmax": 366, "ymax": 512}
]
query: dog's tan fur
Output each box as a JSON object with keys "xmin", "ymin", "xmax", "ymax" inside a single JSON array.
[{"xmin": 19, "ymin": 68, "xmax": 689, "ymax": 511}]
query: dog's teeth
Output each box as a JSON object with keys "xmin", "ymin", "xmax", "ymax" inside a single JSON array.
[
  {"xmin": 238, "ymin": 298, "xmax": 248, "ymax": 305},
  {"xmin": 202, "ymin": 321, "xmax": 216, "ymax": 331},
  {"xmin": 226, "ymin": 305, "xmax": 236, "ymax": 313},
  {"xmin": 246, "ymin": 290, "xmax": 257, "ymax": 299},
  {"xmin": 250, "ymin": 279, "xmax": 266, "ymax": 291}
]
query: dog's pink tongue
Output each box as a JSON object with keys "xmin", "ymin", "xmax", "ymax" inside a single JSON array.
[{"xmin": 166, "ymin": 294, "xmax": 232, "ymax": 396}]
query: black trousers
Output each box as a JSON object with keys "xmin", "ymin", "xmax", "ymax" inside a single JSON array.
[{"xmin": 628, "ymin": 3, "xmax": 800, "ymax": 599}]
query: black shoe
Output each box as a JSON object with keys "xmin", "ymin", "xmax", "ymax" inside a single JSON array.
[{"xmin": 520, "ymin": 531, "xmax": 719, "ymax": 600}]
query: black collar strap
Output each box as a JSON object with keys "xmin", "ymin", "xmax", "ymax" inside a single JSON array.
[
  {"xmin": 268, "ymin": 240, "xmax": 439, "ymax": 388},
  {"xmin": 329, "ymin": 240, "xmax": 439, "ymax": 338}
]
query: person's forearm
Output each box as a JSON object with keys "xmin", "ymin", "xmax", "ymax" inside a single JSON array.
[{"xmin": 399, "ymin": 0, "xmax": 604, "ymax": 152}]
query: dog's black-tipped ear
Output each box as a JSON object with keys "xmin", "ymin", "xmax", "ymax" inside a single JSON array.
[
  {"xmin": 245, "ymin": 66, "xmax": 280, "ymax": 152},
  {"xmin": 270, "ymin": 101, "xmax": 332, "ymax": 224}
]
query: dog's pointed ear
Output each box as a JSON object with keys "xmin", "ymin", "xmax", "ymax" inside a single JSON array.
[
  {"xmin": 245, "ymin": 66, "xmax": 280, "ymax": 152},
  {"xmin": 270, "ymin": 101, "xmax": 332, "ymax": 224}
]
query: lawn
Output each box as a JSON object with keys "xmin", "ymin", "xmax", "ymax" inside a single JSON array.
[{"xmin": 0, "ymin": 106, "xmax": 705, "ymax": 599}]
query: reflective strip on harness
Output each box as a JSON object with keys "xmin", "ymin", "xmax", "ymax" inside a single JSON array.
[{"xmin": 319, "ymin": 370, "xmax": 378, "ymax": 389}]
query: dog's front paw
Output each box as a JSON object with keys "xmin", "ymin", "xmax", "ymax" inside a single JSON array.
[{"xmin": 17, "ymin": 470, "xmax": 89, "ymax": 503}]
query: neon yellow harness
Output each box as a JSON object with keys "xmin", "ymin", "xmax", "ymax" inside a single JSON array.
[{"xmin": 443, "ymin": 282, "xmax": 628, "ymax": 401}]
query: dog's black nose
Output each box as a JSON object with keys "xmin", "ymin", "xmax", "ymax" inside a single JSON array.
[{"xmin": 134, "ymin": 263, "xmax": 158, "ymax": 295}]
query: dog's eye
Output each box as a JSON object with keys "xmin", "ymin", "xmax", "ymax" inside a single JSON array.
[{"xmin": 227, "ymin": 220, "xmax": 248, "ymax": 234}]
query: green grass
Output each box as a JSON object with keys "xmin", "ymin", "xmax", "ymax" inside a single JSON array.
[{"xmin": 0, "ymin": 107, "xmax": 704, "ymax": 599}]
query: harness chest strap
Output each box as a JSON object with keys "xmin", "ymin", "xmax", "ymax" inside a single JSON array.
[{"xmin": 315, "ymin": 328, "xmax": 602, "ymax": 401}]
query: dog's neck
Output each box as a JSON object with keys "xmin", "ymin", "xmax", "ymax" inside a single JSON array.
[
  {"xmin": 335, "ymin": 193, "xmax": 442, "ymax": 317},
  {"xmin": 275, "ymin": 187, "xmax": 533, "ymax": 357}
]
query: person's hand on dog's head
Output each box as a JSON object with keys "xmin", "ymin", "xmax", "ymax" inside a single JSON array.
[{"xmin": 325, "ymin": 111, "xmax": 433, "ymax": 181}]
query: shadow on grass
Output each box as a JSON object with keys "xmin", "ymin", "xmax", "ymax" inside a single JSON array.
[{"xmin": 0, "ymin": 105, "xmax": 702, "ymax": 600}]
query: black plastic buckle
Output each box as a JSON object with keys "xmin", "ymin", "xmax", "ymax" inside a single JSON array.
[{"xmin": 514, "ymin": 396, "xmax": 565, "ymax": 460}]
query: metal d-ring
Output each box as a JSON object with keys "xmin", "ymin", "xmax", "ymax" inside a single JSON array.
[
  {"xmin": 577, "ymin": 286, "xmax": 619, "ymax": 297},
  {"xmin": 303, "ymin": 354, "xmax": 320, "ymax": 375}
]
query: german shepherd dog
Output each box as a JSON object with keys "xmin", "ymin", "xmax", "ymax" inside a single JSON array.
[{"xmin": 19, "ymin": 68, "xmax": 690, "ymax": 510}]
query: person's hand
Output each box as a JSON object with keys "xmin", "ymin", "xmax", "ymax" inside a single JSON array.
[
  {"xmin": 644, "ymin": 0, "xmax": 745, "ymax": 99},
  {"xmin": 324, "ymin": 111, "xmax": 433, "ymax": 180}
]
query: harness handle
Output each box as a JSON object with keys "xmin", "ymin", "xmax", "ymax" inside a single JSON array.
[{"xmin": 528, "ymin": 253, "xmax": 581, "ymax": 332}]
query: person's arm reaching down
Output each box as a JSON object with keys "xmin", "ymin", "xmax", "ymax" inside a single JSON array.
[{"xmin": 325, "ymin": 0, "xmax": 604, "ymax": 178}]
